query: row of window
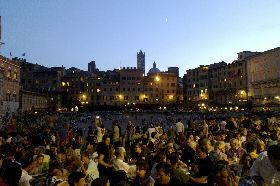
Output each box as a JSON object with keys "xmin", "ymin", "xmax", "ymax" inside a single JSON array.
[
  {"xmin": 22, "ymin": 98, "xmax": 48, "ymax": 105},
  {"xmin": 97, "ymin": 95, "xmax": 171, "ymax": 101},
  {"xmin": 188, "ymin": 69, "xmax": 243, "ymax": 82},
  {"xmin": 121, "ymin": 76, "xmax": 141, "ymax": 80}
]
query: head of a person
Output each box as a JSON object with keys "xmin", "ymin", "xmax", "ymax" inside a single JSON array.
[
  {"xmin": 112, "ymin": 120, "xmax": 118, "ymax": 127},
  {"xmin": 166, "ymin": 138, "xmax": 175, "ymax": 148},
  {"xmin": 156, "ymin": 162, "xmax": 173, "ymax": 185},
  {"xmin": 168, "ymin": 152, "xmax": 179, "ymax": 166},
  {"xmin": 208, "ymin": 163, "xmax": 234, "ymax": 186},
  {"xmin": 187, "ymin": 134, "xmax": 194, "ymax": 142},
  {"xmin": 134, "ymin": 143, "xmax": 142, "ymax": 154},
  {"xmin": 36, "ymin": 154, "xmax": 44, "ymax": 165},
  {"xmin": 196, "ymin": 146, "xmax": 208, "ymax": 159},
  {"xmin": 244, "ymin": 141, "xmax": 257, "ymax": 153},
  {"xmin": 178, "ymin": 118, "xmax": 182, "ymax": 122},
  {"xmin": 155, "ymin": 151, "xmax": 167, "ymax": 163},
  {"xmin": 199, "ymin": 138, "xmax": 212, "ymax": 152},
  {"xmin": 230, "ymin": 139, "xmax": 239, "ymax": 151},
  {"xmin": 115, "ymin": 147, "xmax": 126, "ymax": 160},
  {"xmin": 90, "ymin": 178, "xmax": 107, "ymax": 186},
  {"xmin": 267, "ymin": 144, "xmax": 280, "ymax": 171},
  {"xmin": 136, "ymin": 161, "xmax": 149, "ymax": 179},
  {"xmin": 68, "ymin": 171, "xmax": 86, "ymax": 186},
  {"xmin": 56, "ymin": 152, "xmax": 66, "ymax": 163},
  {"xmin": 102, "ymin": 135, "xmax": 110, "ymax": 146},
  {"xmin": 80, "ymin": 152, "xmax": 90, "ymax": 165},
  {"xmin": 214, "ymin": 141, "xmax": 225, "ymax": 153},
  {"xmin": 240, "ymin": 153, "xmax": 252, "ymax": 167}
]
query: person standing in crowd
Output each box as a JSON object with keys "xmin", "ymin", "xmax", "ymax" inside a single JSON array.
[
  {"xmin": 97, "ymin": 135, "xmax": 112, "ymax": 180},
  {"xmin": 175, "ymin": 118, "xmax": 184, "ymax": 136},
  {"xmin": 112, "ymin": 120, "xmax": 120, "ymax": 148},
  {"xmin": 96, "ymin": 117, "xmax": 106, "ymax": 143},
  {"xmin": 125, "ymin": 120, "xmax": 135, "ymax": 148},
  {"xmin": 0, "ymin": 144, "xmax": 22, "ymax": 186}
]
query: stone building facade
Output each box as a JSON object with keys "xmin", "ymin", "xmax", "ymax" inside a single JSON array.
[{"xmin": 0, "ymin": 56, "xmax": 20, "ymax": 115}]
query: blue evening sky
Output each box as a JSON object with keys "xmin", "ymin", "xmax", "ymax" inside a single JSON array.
[{"xmin": 1, "ymin": 0, "xmax": 280, "ymax": 77}]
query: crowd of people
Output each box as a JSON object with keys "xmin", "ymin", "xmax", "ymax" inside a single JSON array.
[{"xmin": 0, "ymin": 111, "xmax": 280, "ymax": 186}]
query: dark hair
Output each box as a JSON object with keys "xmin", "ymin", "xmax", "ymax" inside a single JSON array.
[
  {"xmin": 168, "ymin": 152, "xmax": 179, "ymax": 165},
  {"xmin": 68, "ymin": 171, "xmax": 85, "ymax": 186},
  {"xmin": 197, "ymin": 146, "xmax": 208, "ymax": 154},
  {"xmin": 21, "ymin": 156, "xmax": 33, "ymax": 169},
  {"xmin": 240, "ymin": 153, "xmax": 251, "ymax": 165},
  {"xmin": 112, "ymin": 120, "xmax": 118, "ymax": 125},
  {"xmin": 91, "ymin": 178, "xmax": 107, "ymax": 186},
  {"xmin": 102, "ymin": 134, "xmax": 110, "ymax": 142},
  {"xmin": 268, "ymin": 144, "xmax": 280, "ymax": 160},
  {"xmin": 156, "ymin": 162, "xmax": 173, "ymax": 176},
  {"xmin": 244, "ymin": 141, "xmax": 257, "ymax": 153},
  {"xmin": 155, "ymin": 151, "xmax": 166, "ymax": 163},
  {"xmin": 81, "ymin": 151, "xmax": 90, "ymax": 158},
  {"xmin": 136, "ymin": 161, "xmax": 149, "ymax": 171}
]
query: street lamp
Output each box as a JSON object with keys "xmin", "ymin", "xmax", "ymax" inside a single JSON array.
[{"xmin": 155, "ymin": 76, "xmax": 160, "ymax": 82}]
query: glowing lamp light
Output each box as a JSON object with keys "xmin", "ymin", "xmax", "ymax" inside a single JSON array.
[{"xmin": 155, "ymin": 76, "xmax": 160, "ymax": 82}]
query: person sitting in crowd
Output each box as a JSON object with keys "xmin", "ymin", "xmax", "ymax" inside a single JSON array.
[
  {"xmin": 227, "ymin": 138, "xmax": 246, "ymax": 161},
  {"xmin": 155, "ymin": 162, "xmax": 182, "ymax": 186},
  {"xmin": 250, "ymin": 144, "xmax": 280, "ymax": 185},
  {"xmin": 237, "ymin": 153, "xmax": 252, "ymax": 177},
  {"xmin": 131, "ymin": 143, "xmax": 146, "ymax": 163},
  {"xmin": 68, "ymin": 171, "xmax": 86, "ymax": 186},
  {"xmin": 112, "ymin": 147, "xmax": 136, "ymax": 181},
  {"xmin": 193, "ymin": 146, "xmax": 214, "ymax": 180},
  {"xmin": 29, "ymin": 154, "xmax": 45, "ymax": 175},
  {"xmin": 209, "ymin": 141, "xmax": 228, "ymax": 165},
  {"xmin": 1, "ymin": 111, "xmax": 280, "ymax": 185},
  {"xmin": 134, "ymin": 161, "xmax": 155, "ymax": 186},
  {"xmin": 80, "ymin": 151, "xmax": 99, "ymax": 184}
]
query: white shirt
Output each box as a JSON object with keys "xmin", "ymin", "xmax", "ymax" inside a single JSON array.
[
  {"xmin": 112, "ymin": 158, "xmax": 136, "ymax": 180},
  {"xmin": 176, "ymin": 121, "xmax": 184, "ymax": 134},
  {"xmin": 250, "ymin": 151, "xmax": 280, "ymax": 185},
  {"xmin": 19, "ymin": 169, "xmax": 33, "ymax": 186},
  {"xmin": 86, "ymin": 160, "xmax": 99, "ymax": 182},
  {"xmin": 220, "ymin": 121, "xmax": 227, "ymax": 131},
  {"xmin": 147, "ymin": 128, "xmax": 156, "ymax": 140}
]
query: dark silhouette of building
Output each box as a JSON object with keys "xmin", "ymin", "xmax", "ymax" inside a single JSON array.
[
  {"xmin": 88, "ymin": 61, "xmax": 96, "ymax": 73},
  {"xmin": 137, "ymin": 50, "xmax": 145, "ymax": 75}
]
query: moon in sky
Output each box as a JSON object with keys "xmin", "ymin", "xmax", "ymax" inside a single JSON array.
[{"xmin": 165, "ymin": 18, "xmax": 168, "ymax": 22}]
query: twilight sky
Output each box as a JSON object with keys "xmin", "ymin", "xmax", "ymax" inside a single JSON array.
[{"xmin": 1, "ymin": 0, "xmax": 280, "ymax": 77}]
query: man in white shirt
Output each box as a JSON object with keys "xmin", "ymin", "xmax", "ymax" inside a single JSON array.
[
  {"xmin": 81, "ymin": 152, "xmax": 99, "ymax": 184},
  {"xmin": 19, "ymin": 158, "xmax": 33, "ymax": 186},
  {"xmin": 112, "ymin": 147, "xmax": 136, "ymax": 180},
  {"xmin": 175, "ymin": 118, "xmax": 184, "ymax": 135},
  {"xmin": 250, "ymin": 144, "xmax": 280, "ymax": 185}
]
